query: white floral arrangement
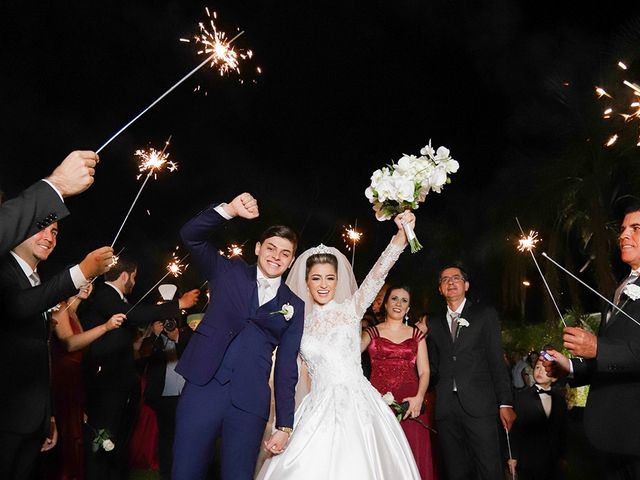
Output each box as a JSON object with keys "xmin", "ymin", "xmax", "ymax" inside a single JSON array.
[
  {"xmin": 456, "ymin": 317, "xmax": 469, "ymax": 338},
  {"xmin": 365, "ymin": 141, "xmax": 459, "ymax": 252},
  {"xmin": 91, "ymin": 428, "xmax": 115, "ymax": 453},
  {"xmin": 623, "ymin": 284, "xmax": 640, "ymax": 301},
  {"xmin": 273, "ymin": 303, "xmax": 294, "ymax": 321}
]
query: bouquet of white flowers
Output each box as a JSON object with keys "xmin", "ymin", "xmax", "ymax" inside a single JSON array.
[{"xmin": 365, "ymin": 141, "xmax": 459, "ymax": 252}]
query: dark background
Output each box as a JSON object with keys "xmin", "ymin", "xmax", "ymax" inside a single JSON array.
[{"xmin": 2, "ymin": 1, "xmax": 640, "ymax": 318}]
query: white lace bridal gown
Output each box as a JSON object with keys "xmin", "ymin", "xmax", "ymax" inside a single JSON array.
[{"xmin": 258, "ymin": 242, "xmax": 420, "ymax": 480}]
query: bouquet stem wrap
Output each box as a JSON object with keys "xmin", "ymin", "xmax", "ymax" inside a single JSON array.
[{"xmin": 402, "ymin": 222, "xmax": 422, "ymax": 253}]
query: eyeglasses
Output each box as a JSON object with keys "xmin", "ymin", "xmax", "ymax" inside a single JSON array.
[{"xmin": 439, "ymin": 275, "xmax": 465, "ymax": 285}]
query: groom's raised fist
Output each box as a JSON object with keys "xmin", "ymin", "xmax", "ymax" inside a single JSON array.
[{"xmin": 224, "ymin": 192, "xmax": 260, "ymax": 219}]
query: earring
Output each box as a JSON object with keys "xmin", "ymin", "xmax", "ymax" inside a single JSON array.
[{"xmin": 404, "ymin": 314, "xmax": 409, "ymax": 325}]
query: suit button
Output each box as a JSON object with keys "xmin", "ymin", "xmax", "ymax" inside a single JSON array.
[{"xmin": 452, "ymin": 356, "xmax": 457, "ymax": 361}]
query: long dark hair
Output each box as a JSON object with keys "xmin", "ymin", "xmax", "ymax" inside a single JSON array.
[{"xmin": 380, "ymin": 284, "xmax": 412, "ymax": 320}]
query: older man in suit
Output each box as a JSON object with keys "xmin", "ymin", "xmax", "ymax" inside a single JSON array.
[
  {"xmin": 427, "ymin": 264, "xmax": 515, "ymax": 480},
  {"xmin": 172, "ymin": 192, "xmax": 304, "ymax": 480},
  {"xmin": 0, "ymin": 150, "xmax": 98, "ymax": 255},
  {"xmin": 545, "ymin": 202, "xmax": 640, "ymax": 479},
  {"xmin": 0, "ymin": 222, "xmax": 113, "ymax": 480}
]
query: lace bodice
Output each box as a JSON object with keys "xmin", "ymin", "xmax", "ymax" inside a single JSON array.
[{"xmin": 300, "ymin": 241, "xmax": 404, "ymax": 390}]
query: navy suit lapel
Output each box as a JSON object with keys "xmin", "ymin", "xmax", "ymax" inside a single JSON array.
[{"xmin": 248, "ymin": 265, "xmax": 259, "ymax": 317}]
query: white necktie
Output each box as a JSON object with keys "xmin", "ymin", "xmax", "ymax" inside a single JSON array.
[
  {"xmin": 29, "ymin": 271, "xmax": 41, "ymax": 286},
  {"xmin": 449, "ymin": 312, "xmax": 460, "ymax": 340},
  {"xmin": 258, "ymin": 278, "xmax": 271, "ymax": 306}
]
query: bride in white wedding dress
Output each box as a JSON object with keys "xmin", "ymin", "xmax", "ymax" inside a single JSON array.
[{"xmin": 258, "ymin": 212, "xmax": 420, "ymax": 480}]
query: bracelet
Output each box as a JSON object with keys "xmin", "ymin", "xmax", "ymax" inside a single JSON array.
[{"xmin": 276, "ymin": 426, "xmax": 293, "ymax": 435}]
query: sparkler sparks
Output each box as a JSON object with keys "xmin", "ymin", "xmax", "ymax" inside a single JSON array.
[
  {"xmin": 180, "ymin": 8, "xmax": 255, "ymax": 78},
  {"xmin": 517, "ymin": 230, "xmax": 541, "ymax": 253},
  {"xmin": 342, "ymin": 225, "xmax": 363, "ymax": 250},
  {"xmin": 167, "ymin": 254, "xmax": 187, "ymax": 277},
  {"xmin": 218, "ymin": 243, "xmax": 244, "ymax": 258}
]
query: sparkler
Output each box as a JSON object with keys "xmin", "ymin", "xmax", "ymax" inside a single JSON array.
[
  {"xmin": 342, "ymin": 222, "xmax": 363, "ymax": 266},
  {"xmin": 111, "ymin": 137, "xmax": 175, "ymax": 248},
  {"xmin": 96, "ymin": 9, "xmax": 252, "ymax": 154},
  {"xmin": 126, "ymin": 253, "xmax": 190, "ymax": 315},
  {"xmin": 505, "ymin": 429, "xmax": 517, "ymax": 480},
  {"xmin": 218, "ymin": 243, "xmax": 244, "ymax": 258},
  {"xmin": 542, "ymin": 252, "xmax": 640, "ymax": 328},
  {"xmin": 515, "ymin": 218, "xmax": 567, "ymax": 327}
]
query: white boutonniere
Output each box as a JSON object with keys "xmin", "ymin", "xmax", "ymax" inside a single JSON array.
[
  {"xmin": 456, "ymin": 317, "xmax": 469, "ymax": 338},
  {"xmin": 90, "ymin": 427, "xmax": 115, "ymax": 452},
  {"xmin": 272, "ymin": 303, "xmax": 294, "ymax": 321},
  {"xmin": 623, "ymin": 284, "xmax": 640, "ymax": 301}
]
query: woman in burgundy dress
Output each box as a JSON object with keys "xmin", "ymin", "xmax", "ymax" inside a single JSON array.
[{"xmin": 361, "ymin": 284, "xmax": 436, "ymax": 480}]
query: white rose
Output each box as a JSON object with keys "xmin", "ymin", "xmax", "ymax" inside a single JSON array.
[
  {"xmin": 623, "ymin": 284, "xmax": 640, "ymax": 301},
  {"xmin": 281, "ymin": 303, "xmax": 294, "ymax": 321},
  {"xmin": 382, "ymin": 392, "xmax": 395, "ymax": 405},
  {"xmin": 102, "ymin": 439, "xmax": 115, "ymax": 452}
]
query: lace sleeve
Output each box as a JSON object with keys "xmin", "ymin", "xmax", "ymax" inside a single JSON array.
[{"xmin": 352, "ymin": 241, "xmax": 405, "ymax": 319}]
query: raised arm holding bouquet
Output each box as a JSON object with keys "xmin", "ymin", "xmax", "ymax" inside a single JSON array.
[{"xmin": 365, "ymin": 141, "xmax": 459, "ymax": 252}]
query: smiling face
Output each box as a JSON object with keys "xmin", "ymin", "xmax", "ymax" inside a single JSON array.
[
  {"xmin": 438, "ymin": 267, "xmax": 469, "ymax": 304},
  {"xmin": 255, "ymin": 236, "xmax": 295, "ymax": 279},
  {"xmin": 384, "ymin": 288, "xmax": 410, "ymax": 321},
  {"xmin": 306, "ymin": 263, "xmax": 338, "ymax": 305},
  {"xmin": 15, "ymin": 222, "xmax": 58, "ymax": 268},
  {"xmin": 619, "ymin": 211, "xmax": 640, "ymax": 270}
]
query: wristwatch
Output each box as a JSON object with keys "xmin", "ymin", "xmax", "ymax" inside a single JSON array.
[{"xmin": 276, "ymin": 426, "xmax": 293, "ymax": 435}]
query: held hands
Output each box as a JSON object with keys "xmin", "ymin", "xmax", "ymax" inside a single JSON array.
[
  {"xmin": 178, "ymin": 289, "xmax": 200, "ymax": 309},
  {"xmin": 563, "ymin": 327, "xmax": 597, "ymax": 359},
  {"xmin": 47, "ymin": 151, "xmax": 99, "ymax": 197},
  {"xmin": 105, "ymin": 313, "xmax": 126, "ymax": 331},
  {"xmin": 264, "ymin": 430, "xmax": 289, "ymax": 455},
  {"xmin": 223, "ymin": 192, "xmax": 259, "ymax": 219},
  {"xmin": 402, "ymin": 395, "xmax": 424, "ymax": 420},
  {"xmin": 79, "ymin": 246, "xmax": 114, "ymax": 279},
  {"xmin": 392, "ymin": 211, "xmax": 416, "ymax": 246}
]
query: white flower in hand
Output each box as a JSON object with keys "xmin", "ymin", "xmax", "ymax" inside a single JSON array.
[
  {"xmin": 623, "ymin": 284, "xmax": 640, "ymax": 301},
  {"xmin": 382, "ymin": 392, "xmax": 395, "ymax": 406},
  {"xmin": 102, "ymin": 439, "xmax": 115, "ymax": 451}
]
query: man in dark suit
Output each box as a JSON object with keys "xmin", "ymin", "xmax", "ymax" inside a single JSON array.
[
  {"xmin": 427, "ymin": 264, "xmax": 515, "ymax": 480},
  {"xmin": 545, "ymin": 202, "xmax": 640, "ymax": 479},
  {"xmin": 80, "ymin": 258, "xmax": 200, "ymax": 480},
  {"xmin": 508, "ymin": 357, "xmax": 567, "ymax": 480},
  {"xmin": 140, "ymin": 316, "xmax": 192, "ymax": 480},
  {"xmin": 0, "ymin": 222, "xmax": 113, "ymax": 480},
  {"xmin": 0, "ymin": 150, "xmax": 98, "ymax": 255},
  {"xmin": 172, "ymin": 192, "xmax": 305, "ymax": 480}
]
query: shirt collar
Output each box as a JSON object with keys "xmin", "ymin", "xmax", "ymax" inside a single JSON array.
[
  {"xmin": 10, "ymin": 251, "xmax": 36, "ymax": 280},
  {"xmin": 256, "ymin": 267, "xmax": 282, "ymax": 290},
  {"xmin": 447, "ymin": 298, "xmax": 466, "ymax": 317},
  {"xmin": 535, "ymin": 383, "xmax": 551, "ymax": 392},
  {"xmin": 105, "ymin": 281, "xmax": 125, "ymax": 300}
]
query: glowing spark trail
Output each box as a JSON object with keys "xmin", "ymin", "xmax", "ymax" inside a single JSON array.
[{"xmin": 342, "ymin": 222, "xmax": 363, "ymax": 266}]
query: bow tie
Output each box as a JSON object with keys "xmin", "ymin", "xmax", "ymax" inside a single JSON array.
[{"xmin": 536, "ymin": 388, "xmax": 551, "ymax": 395}]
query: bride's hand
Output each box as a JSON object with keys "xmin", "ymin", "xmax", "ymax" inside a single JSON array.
[
  {"xmin": 402, "ymin": 395, "xmax": 424, "ymax": 420},
  {"xmin": 224, "ymin": 192, "xmax": 259, "ymax": 219},
  {"xmin": 392, "ymin": 211, "xmax": 416, "ymax": 245},
  {"xmin": 264, "ymin": 430, "xmax": 289, "ymax": 455}
]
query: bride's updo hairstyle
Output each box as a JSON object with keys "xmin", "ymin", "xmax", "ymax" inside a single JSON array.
[{"xmin": 305, "ymin": 253, "xmax": 338, "ymax": 279}]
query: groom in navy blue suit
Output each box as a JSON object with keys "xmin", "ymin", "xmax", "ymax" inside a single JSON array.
[{"xmin": 172, "ymin": 192, "xmax": 304, "ymax": 480}]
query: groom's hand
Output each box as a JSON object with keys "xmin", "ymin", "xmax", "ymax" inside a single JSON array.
[
  {"xmin": 264, "ymin": 430, "xmax": 289, "ymax": 455},
  {"xmin": 224, "ymin": 192, "xmax": 259, "ymax": 219}
]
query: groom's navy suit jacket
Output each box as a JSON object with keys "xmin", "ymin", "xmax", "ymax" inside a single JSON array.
[{"xmin": 176, "ymin": 206, "xmax": 304, "ymax": 427}]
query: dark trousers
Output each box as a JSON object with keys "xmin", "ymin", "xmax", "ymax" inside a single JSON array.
[
  {"xmin": 436, "ymin": 393, "xmax": 503, "ymax": 480},
  {"xmin": 150, "ymin": 395, "xmax": 179, "ymax": 480},
  {"xmin": 84, "ymin": 387, "xmax": 136, "ymax": 480},
  {"xmin": 0, "ymin": 430, "xmax": 43, "ymax": 480},
  {"xmin": 602, "ymin": 453, "xmax": 640, "ymax": 480},
  {"xmin": 173, "ymin": 380, "xmax": 266, "ymax": 480}
]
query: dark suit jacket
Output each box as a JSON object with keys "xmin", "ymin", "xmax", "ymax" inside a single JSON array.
[
  {"xmin": 0, "ymin": 180, "xmax": 68, "ymax": 255},
  {"xmin": 571, "ymin": 278, "xmax": 640, "ymax": 456},
  {"xmin": 510, "ymin": 385, "xmax": 567, "ymax": 473},
  {"xmin": 0, "ymin": 253, "xmax": 77, "ymax": 435},
  {"xmin": 80, "ymin": 282, "xmax": 182, "ymax": 392},
  {"xmin": 176, "ymin": 206, "xmax": 304, "ymax": 426},
  {"xmin": 141, "ymin": 326, "xmax": 192, "ymax": 405},
  {"xmin": 427, "ymin": 300, "xmax": 513, "ymax": 419}
]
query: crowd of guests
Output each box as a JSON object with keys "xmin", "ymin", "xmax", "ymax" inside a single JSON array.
[{"xmin": 1, "ymin": 153, "xmax": 639, "ymax": 480}]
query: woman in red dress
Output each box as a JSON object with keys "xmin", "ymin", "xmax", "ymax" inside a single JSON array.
[
  {"xmin": 49, "ymin": 285, "xmax": 125, "ymax": 479},
  {"xmin": 361, "ymin": 284, "xmax": 436, "ymax": 480}
]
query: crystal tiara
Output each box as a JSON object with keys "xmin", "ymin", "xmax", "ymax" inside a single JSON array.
[{"xmin": 310, "ymin": 243, "xmax": 331, "ymax": 255}]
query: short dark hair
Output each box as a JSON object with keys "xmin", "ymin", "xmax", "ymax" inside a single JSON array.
[
  {"xmin": 380, "ymin": 284, "xmax": 412, "ymax": 318},
  {"xmin": 103, "ymin": 256, "xmax": 138, "ymax": 282},
  {"xmin": 623, "ymin": 200, "xmax": 640, "ymax": 217},
  {"xmin": 438, "ymin": 264, "xmax": 469, "ymax": 282},
  {"xmin": 259, "ymin": 225, "xmax": 299, "ymax": 254},
  {"xmin": 305, "ymin": 253, "xmax": 338, "ymax": 279}
]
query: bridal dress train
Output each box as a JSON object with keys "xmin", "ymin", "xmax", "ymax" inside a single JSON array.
[{"xmin": 258, "ymin": 242, "xmax": 421, "ymax": 480}]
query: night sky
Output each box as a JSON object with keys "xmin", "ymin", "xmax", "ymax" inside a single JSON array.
[{"xmin": 2, "ymin": 2, "xmax": 639, "ymax": 316}]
